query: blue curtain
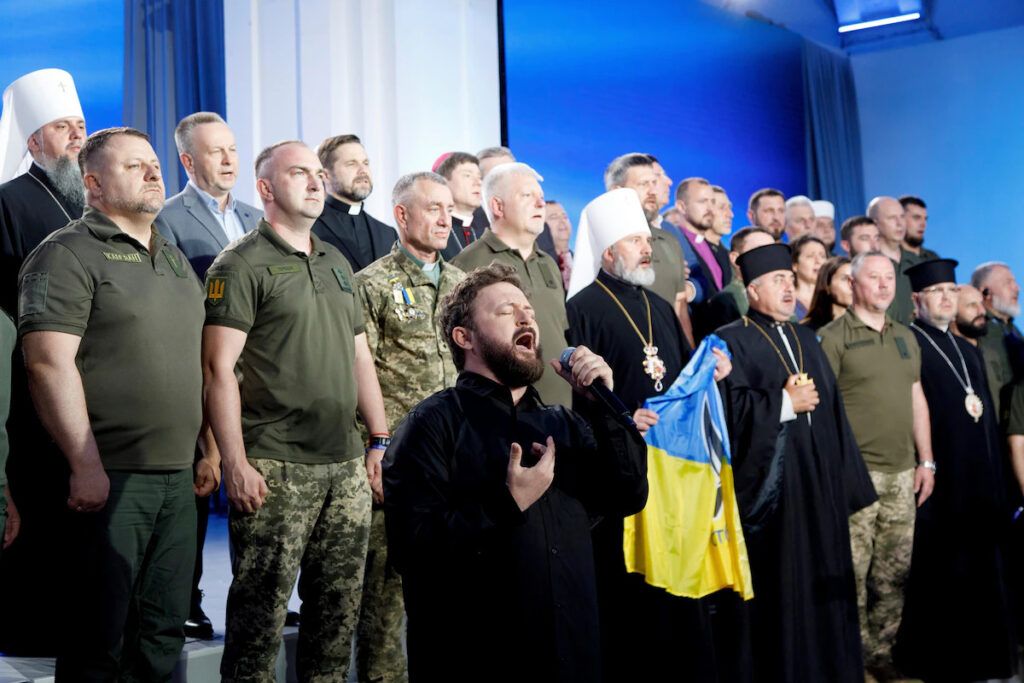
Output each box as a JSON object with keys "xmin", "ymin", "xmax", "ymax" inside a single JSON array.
[
  {"xmin": 802, "ymin": 40, "xmax": 866, "ymax": 227},
  {"xmin": 123, "ymin": 0, "xmax": 226, "ymax": 194}
]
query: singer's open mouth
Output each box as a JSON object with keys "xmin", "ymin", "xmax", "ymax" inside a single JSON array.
[{"xmin": 513, "ymin": 331, "xmax": 535, "ymax": 351}]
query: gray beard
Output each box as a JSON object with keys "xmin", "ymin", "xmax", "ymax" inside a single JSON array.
[
  {"xmin": 993, "ymin": 296, "xmax": 1021, "ymax": 320},
  {"xmin": 43, "ymin": 157, "xmax": 85, "ymax": 207},
  {"xmin": 612, "ymin": 254, "xmax": 656, "ymax": 287}
]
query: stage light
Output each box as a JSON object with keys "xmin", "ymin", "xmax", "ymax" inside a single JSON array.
[{"xmin": 838, "ymin": 12, "xmax": 921, "ymax": 33}]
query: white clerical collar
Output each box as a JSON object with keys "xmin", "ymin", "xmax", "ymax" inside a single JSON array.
[
  {"xmin": 653, "ymin": 214, "xmax": 663, "ymax": 229},
  {"xmin": 347, "ymin": 201, "xmax": 362, "ymax": 215},
  {"xmin": 452, "ymin": 211, "xmax": 473, "ymax": 225}
]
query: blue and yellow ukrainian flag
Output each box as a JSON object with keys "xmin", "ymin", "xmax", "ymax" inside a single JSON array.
[{"xmin": 623, "ymin": 335, "xmax": 754, "ymax": 600}]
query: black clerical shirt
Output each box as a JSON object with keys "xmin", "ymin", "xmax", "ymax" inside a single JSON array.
[
  {"xmin": 311, "ymin": 195, "xmax": 396, "ymax": 271},
  {"xmin": 383, "ymin": 372, "xmax": 647, "ymax": 683}
]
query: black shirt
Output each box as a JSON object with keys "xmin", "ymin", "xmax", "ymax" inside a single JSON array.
[
  {"xmin": 383, "ymin": 372, "xmax": 647, "ymax": 683},
  {"xmin": 567, "ymin": 269, "xmax": 690, "ymax": 411},
  {"xmin": 0, "ymin": 163, "xmax": 82, "ymax": 316},
  {"xmin": 440, "ymin": 211, "xmax": 489, "ymax": 261},
  {"xmin": 311, "ymin": 195, "xmax": 396, "ymax": 271}
]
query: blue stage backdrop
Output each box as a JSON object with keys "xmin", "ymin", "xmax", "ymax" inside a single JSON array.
[
  {"xmin": 0, "ymin": 2, "xmax": 124, "ymax": 135},
  {"xmin": 502, "ymin": 1, "xmax": 806, "ymax": 243}
]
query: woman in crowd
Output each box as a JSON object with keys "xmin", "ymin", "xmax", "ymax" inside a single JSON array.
[
  {"xmin": 802, "ymin": 255, "xmax": 853, "ymax": 330},
  {"xmin": 791, "ymin": 235, "xmax": 829, "ymax": 319}
]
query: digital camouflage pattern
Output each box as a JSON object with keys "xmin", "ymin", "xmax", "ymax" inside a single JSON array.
[
  {"xmin": 356, "ymin": 244, "xmax": 464, "ymax": 431},
  {"xmin": 353, "ymin": 245, "xmax": 465, "ymax": 682},
  {"xmin": 221, "ymin": 458, "xmax": 371, "ymax": 683},
  {"xmin": 848, "ymin": 468, "xmax": 916, "ymax": 674}
]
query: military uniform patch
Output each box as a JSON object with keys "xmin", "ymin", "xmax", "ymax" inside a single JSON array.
[
  {"xmin": 332, "ymin": 267, "xmax": 353, "ymax": 293},
  {"xmin": 103, "ymin": 252, "xmax": 143, "ymax": 263},
  {"xmin": 163, "ymin": 250, "xmax": 188, "ymax": 277},
  {"xmin": 207, "ymin": 277, "xmax": 227, "ymax": 304},
  {"xmin": 269, "ymin": 264, "xmax": 303, "ymax": 275},
  {"xmin": 19, "ymin": 272, "xmax": 48, "ymax": 316}
]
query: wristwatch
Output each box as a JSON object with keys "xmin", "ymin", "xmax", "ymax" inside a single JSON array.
[{"xmin": 917, "ymin": 460, "xmax": 937, "ymax": 473}]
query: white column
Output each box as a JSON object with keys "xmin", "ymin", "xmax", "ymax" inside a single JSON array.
[{"xmin": 224, "ymin": 0, "xmax": 501, "ymax": 221}]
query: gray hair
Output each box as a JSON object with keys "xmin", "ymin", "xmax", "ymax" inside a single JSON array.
[
  {"xmin": 850, "ymin": 250, "xmax": 890, "ymax": 279},
  {"xmin": 392, "ymin": 171, "xmax": 448, "ymax": 208},
  {"xmin": 971, "ymin": 261, "xmax": 1012, "ymax": 290},
  {"xmin": 482, "ymin": 162, "xmax": 542, "ymax": 223},
  {"xmin": 476, "ymin": 145, "xmax": 515, "ymax": 162},
  {"xmin": 174, "ymin": 111, "xmax": 227, "ymax": 156},
  {"xmin": 785, "ymin": 195, "xmax": 814, "ymax": 220},
  {"xmin": 604, "ymin": 152, "xmax": 654, "ymax": 191}
]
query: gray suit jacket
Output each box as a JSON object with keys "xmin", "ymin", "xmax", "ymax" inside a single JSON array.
[{"xmin": 155, "ymin": 184, "xmax": 262, "ymax": 278}]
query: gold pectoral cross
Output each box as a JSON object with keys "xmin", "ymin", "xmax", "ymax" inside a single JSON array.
[{"xmin": 643, "ymin": 344, "xmax": 667, "ymax": 392}]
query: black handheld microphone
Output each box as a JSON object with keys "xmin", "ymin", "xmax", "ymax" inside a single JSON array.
[{"xmin": 559, "ymin": 347, "xmax": 636, "ymax": 428}]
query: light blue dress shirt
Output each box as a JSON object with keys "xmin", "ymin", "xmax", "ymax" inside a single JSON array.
[{"xmin": 189, "ymin": 180, "xmax": 247, "ymax": 243}]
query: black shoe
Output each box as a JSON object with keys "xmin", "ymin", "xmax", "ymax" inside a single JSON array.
[
  {"xmin": 184, "ymin": 602, "xmax": 215, "ymax": 640},
  {"xmin": 285, "ymin": 610, "xmax": 300, "ymax": 627}
]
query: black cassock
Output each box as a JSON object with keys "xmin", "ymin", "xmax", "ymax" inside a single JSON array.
[
  {"xmin": 0, "ymin": 163, "xmax": 82, "ymax": 314},
  {"xmin": 0, "ymin": 163, "xmax": 82, "ymax": 653},
  {"xmin": 716, "ymin": 310, "xmax": 875, "ymax": 682},
  {"xmin": 570, "ymin": 274, "xmax": 756, "ymax": 682},
  {"xmin": 894, "ymin": 320, "xmax": 1016, "ymax": 681},
  {"xmin": 567, "ymin": 269, "xmax": 689, "ymax": 412}
]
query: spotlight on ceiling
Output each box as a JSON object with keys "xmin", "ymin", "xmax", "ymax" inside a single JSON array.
[{"xmin": 838, "ymin": 11, "xmax": 921, "ymax": 33}]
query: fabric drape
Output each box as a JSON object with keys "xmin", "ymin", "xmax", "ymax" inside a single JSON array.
[
  {"xmin": 124, "ymin": 0, "xmax": 226, "ymax": 194},
  {"xmin": 802, "ymin": 40, "xmax": 867, "ymax": 228}
]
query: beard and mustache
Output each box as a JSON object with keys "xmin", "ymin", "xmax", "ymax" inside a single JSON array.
[
  {"xmin": 476, "ymin": 327, "xmax": 545, "ymax": 388},
  {"xmin": 611, "ymin": 252, "xmax": 655, "ymax": 287},
  {"xmin": 43, "ymin": 155, "xmax": 85, "ymax": 208},
  {"xmin": 956, "ymin": 314, "xmax": 988, "ymax": 339}
]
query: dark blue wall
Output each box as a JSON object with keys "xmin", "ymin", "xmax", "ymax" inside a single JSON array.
[
  {"xmin": 0, "ymin": 2, "xmax": 124, "ymax": 134},
  {"xmin": 503, "ymin": 1, "xmax": 807, "ymax": 239}
]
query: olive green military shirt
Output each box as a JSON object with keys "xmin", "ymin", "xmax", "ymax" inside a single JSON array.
[
  {"xmin": 1006, "ymin": 380, "xmax": 1024, "ymax": 436},
  {"xmin": 977, "ymin": 315, "xmax": 1023, "ymax": 423},
  {"xmin": 17, "ymin": 208, "xmax": 204, "ymax": 471},
  {"xmin": 0, "ymin": 312, "xmax": 14, "ymax": 489},
  {"xmin": 885, "ymin": 249, "xmax": 917, "ymax": 325},
  {"xmin": 356, "ymin": 243, "xmax": 465, "ymax": 432},
  {"xmin": 453, "ymin": 229, "xmax": 571, "ymax": 407},
  {"xmin": 818, "ymin": 309, "xmax": 921, "ymax": 472},
  {"xmin": 649, "ymin": 226, "xmax": 688, "ymax": 309},
  {"xmin": 204, "ymin": 220, "xmax": 365, "ymax": 464}
]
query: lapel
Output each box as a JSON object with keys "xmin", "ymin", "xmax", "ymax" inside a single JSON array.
[
  {"xmin": 182, "ymin": 185, "xmax": 230, "ymax": 249},
  {"xmin": 236, "ymin": 203, "xmax": 259, "ymax": 233}
]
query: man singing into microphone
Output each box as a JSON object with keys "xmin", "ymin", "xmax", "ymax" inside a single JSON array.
[{"xmin": 383, "ymin": 263, "xmax": 648, "ymax": 683}]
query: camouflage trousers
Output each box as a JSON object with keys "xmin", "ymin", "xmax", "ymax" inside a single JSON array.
[
  {"xmin": 221, "ymin": 457, "xmax": 372, "ymax": 683},
  {"xmin": 354, "ymin": 507, "xmax": 408, "ymax": 683},
  {"xmin": 849, "ymin": 468, "xmax": 916, "ymax": 672}
]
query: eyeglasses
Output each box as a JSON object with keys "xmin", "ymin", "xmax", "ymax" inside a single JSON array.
[{"xmin": 921, "ymin": 285, "xmax": 958, "ymax": 297}]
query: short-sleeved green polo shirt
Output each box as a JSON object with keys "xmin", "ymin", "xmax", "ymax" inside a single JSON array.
[
  {"xmin": 204, "ymin": 220, "xmax": 365, "ymax": 464},
  {"xmin": 818, "ymin": 309, "xmax": 921, "ymax": 472},
  {"xmin": 885, "ymin": 250, "xmax": 917, "ymax": 325},
  {"xmin": 17, "ymin": 208, "xmax": 205, "ymax": 471},
  {"xmin": 648, "ymin": 226, "xmax": 688, "ymax": 308},
  {"xmin": 453, "ymin": 228, "xmax": 571, "ymax": 407}
]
